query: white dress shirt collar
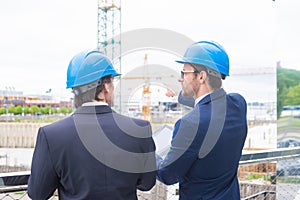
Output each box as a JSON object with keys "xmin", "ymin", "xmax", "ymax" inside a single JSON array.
[
  {"xmin": 82, "ymin": 102, "xmax": 108, "ymax": 106},
  {"xmin": 194, "ymin": 93, "xmax": 210, "ymax": 106}
]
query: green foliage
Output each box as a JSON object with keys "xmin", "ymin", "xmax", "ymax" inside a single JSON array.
[
  {"xmin": 8, "ymin": 105, "xmax": 15, "ymax": 114},
  {"xmin": 0, "ymin": 105, "xmax": 72, "ymax": 116},
  {"xmin": 51, "ymin": 107, "xmax": 58, "ymax": 114},
  {"xmin": 0, "ymin": 107, "xmax": 6, "ymax": 115},
  {"xmin": 41, "ymin": 106, "xmax": 51, "ymax": 115},
  {"xmin": 285, "ymin": 83, "xmax": 300, "ymax": 105},
  {"xmin": 59, "ymin": 106, "xmax": 68, "ymax": 114},
  {"xmin": 67, "ymin": 107, "xmax": 74, "ymax": 114},
  {"xmin": 30, "ymin": 105, "xmax": 40, "ymax": 115},
  {"xmin": 23, "ymin": 106, "xmax": 30, "ymax": 114},
  {"xmin": 277, "ymin": 177, "xmax": 300, "ymax": 184},
  {"xmin": 277, "ymin": 68, "xmax": 300, "ymax": 88},
  {"xmin": 246, "ymin": 173, "xmax": 263, "ymax": 180},
  {"xmin": 278, "ymin": 117, "xmax": 300, "ymax": 130},
  {"xmin": 277, "ymin": 68, "xmax": 300, "ymax": 118},
  {"xmin": 15, "ymin": 105, "xmax": 23, "ymax": 115}
]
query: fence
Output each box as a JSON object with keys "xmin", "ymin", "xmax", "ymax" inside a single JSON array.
[
  {"xmin": 1, "ymin": 147, "xmax": 300, "ymax": 200},
  {"xmin": 0, "ymin": 123, "xmax": 47, "ymax": 148}
]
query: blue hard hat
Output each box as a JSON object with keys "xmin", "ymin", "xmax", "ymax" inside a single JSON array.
[
  {"xmin": 176, "ymin": 41, "xmax": 230, "ymax": 76},
  {"xmin": 66, "ymin": 50, "xmax": 121, "ymax": 88}
]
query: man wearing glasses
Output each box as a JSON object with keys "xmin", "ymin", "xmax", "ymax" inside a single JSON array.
[{"xmin": 156, "ymin": 41, "xmax": 248, "ymax": 199}]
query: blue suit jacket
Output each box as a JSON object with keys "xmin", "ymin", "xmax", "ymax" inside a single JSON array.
[
  {"xmin": 157, "ymin": 89, "xmax": 248, "ymax": 199},
  {"xmin": 28, "ymin": 105, "xmax": 156, "ymax": 200}
]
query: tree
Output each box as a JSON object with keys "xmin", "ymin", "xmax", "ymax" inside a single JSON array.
[
  {"xmin": 277, "ymin": 75, "xmax": 288, "ymax": 118},
  {"xmin": 8, "ymin": 105, "xmax": 15, "ymax": 114},
  {"xmin": 51, "ymin": 107, "xmax": 58, "ymax": 114},
  {"xmin": 24, "ymin": 106, "xmax": 30, "ymax": 114},
  {"xmin": 59, "ymin": 106, "xmax": 68, "ymax": 115},
  {"xmin": 15, "ymin": 105, "xmax": 23, "ymax": 115},
  {"xmin": 30, "ymin": 105, "xmax": 40, "ymax": 115},
  {"xmin": 277, "ymin": 68, "xmax": 300, "ymax": 118},
  {"xmin": 67, "ymin": 107, "xmax": 74, "ymax": 114},
  {"xmin": 0, "ymin": 107, "xmax": 6, "ymax": 115},
  {"xmin": 285, "ymin": 83, "xmax": 300, "ymax": 105},
  {"xmin": 41, "ymin": 106, "xmax": 51, "ymax": 115}
]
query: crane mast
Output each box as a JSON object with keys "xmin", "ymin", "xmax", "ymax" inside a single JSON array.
[
  {"xmin": 97, "ymin": 0, "xmax": 122, "ymax": 112},
  {"xmin": 142, "ymin": 54, "xmax": 151, "ymax": 121}
]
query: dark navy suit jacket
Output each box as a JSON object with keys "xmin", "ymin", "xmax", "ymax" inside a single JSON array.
[
  {"xmin": 28, "ymin": 105, "xmax": 156, "ymax": 200},
  {"xmin": 157, "ymin": 89, "xmax": 248, "ymax": 199}
]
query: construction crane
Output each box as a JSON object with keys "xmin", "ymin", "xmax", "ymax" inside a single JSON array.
[
  {"xmin": 142, "ymin": 54, "xmax": 151, "ymax": 121},
  {"xmin": 97, "ymin": 0, "xmax": 121, "ymax": 60},
  {"xmin": 97, "ymin": 0, "xmax": 122, "ymax": 111}
]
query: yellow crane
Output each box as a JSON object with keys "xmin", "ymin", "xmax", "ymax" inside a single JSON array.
[{"xmin": 142, "ymin": 54, "xmax": 151, "ymax": 121}]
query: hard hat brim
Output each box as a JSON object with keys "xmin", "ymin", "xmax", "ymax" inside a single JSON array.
[
  {"xmin": 175, "ymin": 60, "xmax": 185, "ymax": 64},
  {"xmin": 113, "ymin": 73, "xmax": 121, "ymax": 77}
]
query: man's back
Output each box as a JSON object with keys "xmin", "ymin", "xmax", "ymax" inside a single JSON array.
[
  {"xmin": 157, "ymin": 89, "xmax": 247, "ymax": 199},
  {"xmin": 28, "ymin": 105, "xmax": 156, "ymax": 200},
  {"xmin": 178, "ymin": 90, "xmax": 247, "ymax": 199}
]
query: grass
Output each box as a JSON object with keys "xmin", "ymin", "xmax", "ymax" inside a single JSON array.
[
  {"xmin": 276, "ymin": 177, "xmax": 300, "ymax": 184},
  {"xmin": 246, "ymin": 173, "xmax": 264, "ymax": 180},
  {"xmin": 14, "ymin": 191, "xmax": 26, "ymax": 195},
  {"xmin": 278, "ymin": 117, "xmax": 300, "ymax": 129},
  {"xmin": 0, "ymin": 117, "xmax": 64, "ymax": 123}
]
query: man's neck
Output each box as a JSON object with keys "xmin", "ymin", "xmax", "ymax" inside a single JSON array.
[
  {"xmin": 194, "ymin": 93, "xmax": 210, "ymax": 106},
  {"xmin": 194, "ymin": 85, "xmax": 211, "ymax": 99}
]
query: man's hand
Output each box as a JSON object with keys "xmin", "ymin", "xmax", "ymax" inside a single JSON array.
[{"xmin": 165, "ymin": 88, "xmax": 176, "ymax": 97}]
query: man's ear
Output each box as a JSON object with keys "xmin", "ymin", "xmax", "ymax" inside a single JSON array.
[
  {"xmin": 103, "ymin": 83, "xmax": 110, "ymax": 93},
  {"xmin": 199, "ymin": 71, "xmax": 207, "ymax": 83}
]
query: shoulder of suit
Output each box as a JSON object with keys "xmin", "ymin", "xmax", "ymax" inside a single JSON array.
[
  {"xmin": 228, "ymin": 93, "xmax": 247, "ymax": 103},
  {"xmin": 181, "ymin": 107, "xmax": 202, "ymax": 126},
  {"xmin": 41, "ymin": 115, "xmax": 74, "ymax": 131},
  {"xmin": 111, "ymin": 112, "xmax": 150, "ymax": 124}
]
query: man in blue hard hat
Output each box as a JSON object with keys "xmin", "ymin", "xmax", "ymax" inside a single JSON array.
[
  {"xmin": 156, "ymin": 41, "xmax": 248, "ymax": 199},
  {"xmin": 28, "ymin": 50, "xmax": 157, "ymax": 199}
]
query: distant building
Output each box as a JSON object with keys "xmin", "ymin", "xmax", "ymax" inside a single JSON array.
[
  {"xmin": 0, "ymin": 89, "xmax": 72, "ymax": 108},
  {"xmin": 0, "ymin": 89, "xmax": 25, "ymax": 107}
]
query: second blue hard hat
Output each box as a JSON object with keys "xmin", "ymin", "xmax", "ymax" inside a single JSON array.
[
  {"xmin": 66, "ymin": 50, "xmax": 121, "ymax": 89},
  {"xmin": 176, "ymin": 41, "xmax": 230, "ymax": 76}
]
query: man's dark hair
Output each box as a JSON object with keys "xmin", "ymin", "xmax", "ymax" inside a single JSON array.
[
  {"xmin": 73, "ymin": 75, "xmax": 113, "ymax": 108},
  {"xmin": 190, "ymin": 63, "xmax": 223, "ymax": 91}
]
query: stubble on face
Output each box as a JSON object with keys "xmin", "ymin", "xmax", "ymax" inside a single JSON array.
[{"xmin": 182, "ymin": 79, "xmax": 196, "ymax": 98}]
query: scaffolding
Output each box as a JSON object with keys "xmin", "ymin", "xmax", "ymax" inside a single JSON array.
[{"xmin": 97, "ymin": 0, "xmax": 122, "ymax": 111}]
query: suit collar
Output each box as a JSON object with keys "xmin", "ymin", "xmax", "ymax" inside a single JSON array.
[
  {"xmin": 74, "ymin": 105, "xmax": 112, "ymax": 114},
  {"xmin": 194, "ymin": 93, "xmax": 209, "ymax": 106},
  {"xmin": 198, "ymin": 88, "xmax": 226, "ymax": 105}
]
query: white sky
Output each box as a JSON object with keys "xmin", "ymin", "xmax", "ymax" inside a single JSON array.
[{"xmin": 0, "ymin": 0, "xmax": 299, "ymax": 101}]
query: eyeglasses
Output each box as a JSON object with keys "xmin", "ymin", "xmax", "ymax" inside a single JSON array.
[{"xmin": 180, "ymin": 70, "xmax": 198, "ymax": 79}]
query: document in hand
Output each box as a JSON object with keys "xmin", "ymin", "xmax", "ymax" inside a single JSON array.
[{"xmin": 152, "ymin": 125, "xmax": 173, "ymax": 158}]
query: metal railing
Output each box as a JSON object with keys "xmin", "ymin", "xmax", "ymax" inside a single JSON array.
[
  {"xmin": 242, "ymin": 190, "xmax": 276, "ymax": 200},
  {"xmin": 1, "ymin": 147, "xmax": 300, "ymax": 200},
  {"xmin": 240, "ymin": 147, "xmax": 300, "ymax": 165}
]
